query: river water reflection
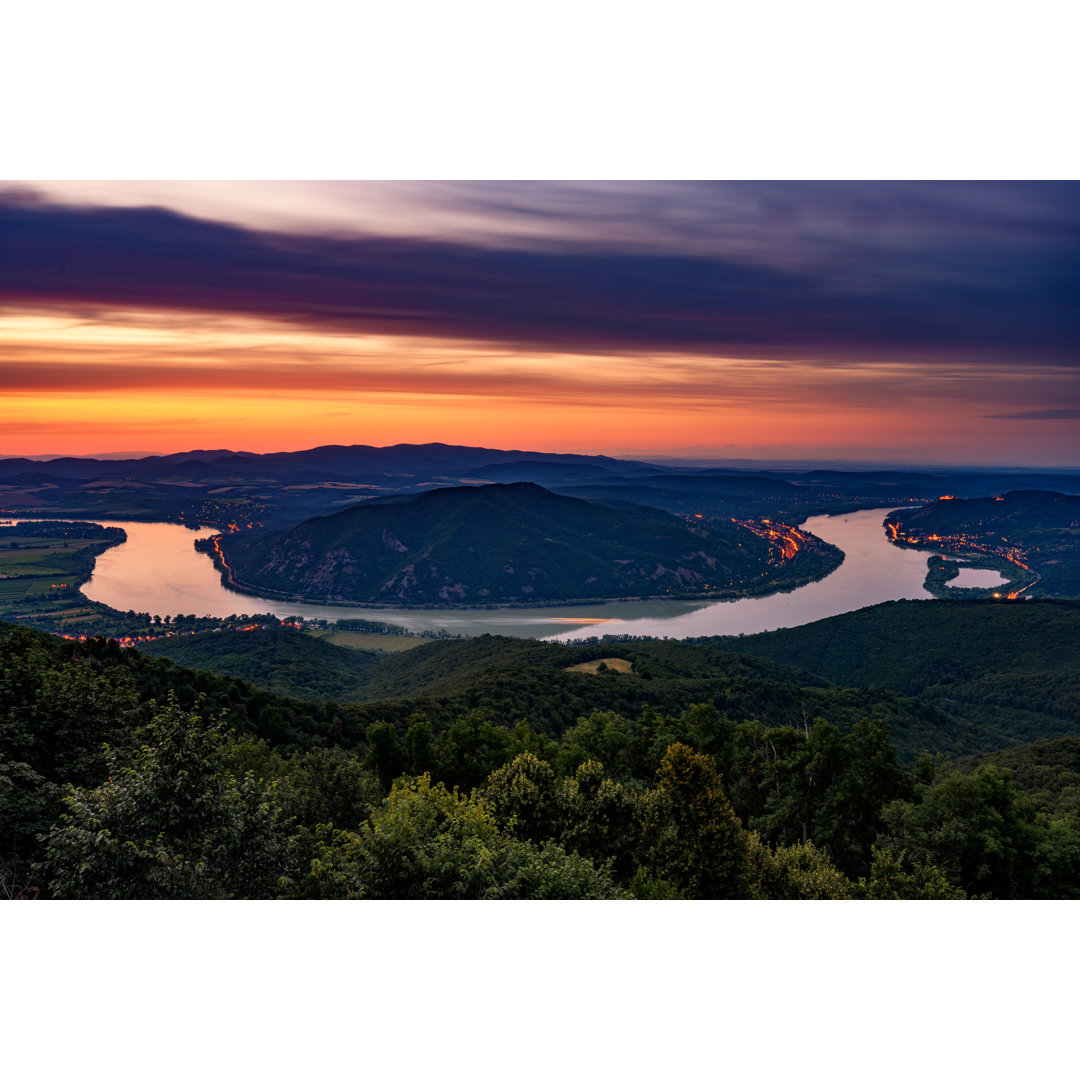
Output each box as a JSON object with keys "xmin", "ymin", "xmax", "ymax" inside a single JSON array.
[{"xmin": 38, "ymin": 506, "xmax": 941, "ymax": 639}]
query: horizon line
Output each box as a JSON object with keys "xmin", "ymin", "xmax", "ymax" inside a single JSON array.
[{"xmin": 2, "ymin": 442, "xmax": 1078, "ymax": 472}]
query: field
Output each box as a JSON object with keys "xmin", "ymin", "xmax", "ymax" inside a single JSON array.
[
  {"xmin": 306, "ymin": 628, "xmax": 429, "ymax": 653},
  {"xmin": 564, "ymin": 657, "xmax": 635, "ymax": 675},
  {"xmin": 0, "ymin": 522, "xmax": 127, "ymax": 627},
  {"xmin": 0, "ymin": 537, "xmax": 102, "ymax": 577}
]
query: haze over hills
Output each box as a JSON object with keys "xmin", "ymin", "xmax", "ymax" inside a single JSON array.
[
  {"xmin": 4, "ymin": 442, "xmax": 1076, "ymax": 494},
  {"xmin": 213, "ymin": 481, "xmax": 840, "ymax": 605}
]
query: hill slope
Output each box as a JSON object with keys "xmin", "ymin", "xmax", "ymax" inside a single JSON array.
[
  {"xmin": 138, "ymin": 626, "xmax": 382, "ymax": 700},
  {"xmin": 216, "ymin": 482, "xmax": 834, "ymax": 605},
  {"xmin": 705, "ymin": 599, "xmax": 1080, "ymax": 747},
  {"xmin": 332, "ymin": 635, "xmax": 987, "ymax": 759},
  {"xmin": 135, "ymin": 625, "xmax": 994, "ymax": 760},
  {"xmin": 0, "ymin": 617, "xmax": 1009, "ymax": 766}
]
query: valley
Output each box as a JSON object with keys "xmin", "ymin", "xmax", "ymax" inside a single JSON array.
[
  {"xmin": 3, "ymin": 443, "xmax": 1079, "ymax": 902},
  {"xmin": 7, "ymin": 593, "xmax": 1080, "ymax": 901}
]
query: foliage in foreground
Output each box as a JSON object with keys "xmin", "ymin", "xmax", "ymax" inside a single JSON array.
[
  {"xmin": 41, "ymin": 702, "xmax": 294, "ymax": 900},
  {"xmin": 7, "ymin": 619, "xmax": 1080, "ymax": 900},
  {"xmin": 290, "ymin": 775, "xmax": 625, "ymax": 900},
  {"xmin": 21, "ymin": 698, "xmax": 1080, "ymax": 900}
]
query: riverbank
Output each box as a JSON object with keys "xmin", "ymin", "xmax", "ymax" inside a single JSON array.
[{"xmin": 23, "ymin": 508, "xmax": 940, "ymax": 640}]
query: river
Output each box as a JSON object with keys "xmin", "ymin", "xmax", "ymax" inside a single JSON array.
[{"xmin": 6, "ymin": 506, "xmax": 948, "ymax": 639}]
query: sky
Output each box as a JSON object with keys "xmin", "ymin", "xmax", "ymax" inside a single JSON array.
[{"xmin": 2, "ymin": 180, "xmax": 1078, "ymax": 466}]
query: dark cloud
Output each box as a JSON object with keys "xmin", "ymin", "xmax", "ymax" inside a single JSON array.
[
  {"xmin": 387, "ymin": 181, "xmax": 1080, "ymax": 257},
  {"xmin": 1, "ymin": 185, "xmax": 1078, "ymax": 365},
  {"xmin": 987, "ymin": 409, "xmax": 1080, "ymax": 420}
]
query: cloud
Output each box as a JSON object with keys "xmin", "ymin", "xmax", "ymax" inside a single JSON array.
[
  {"xmin": 986, "ymin": 408, "xmax": 1080, "ymax": 420},
  {"xmin": 2, "ymin": 187, "xmax": 1078, "ymax": 367},
  {"xmin": 8, "ymin": 336, "xmax": 1065, "ymax": 416},
  {"xmin": 24, "ymin": 181, "xmax": 1080, "ymax": 261}
]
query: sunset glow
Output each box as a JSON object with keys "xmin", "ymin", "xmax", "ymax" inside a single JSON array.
[{"xmin": 2, "ymin": 181, "xmax": 1077, "ymax": 465}]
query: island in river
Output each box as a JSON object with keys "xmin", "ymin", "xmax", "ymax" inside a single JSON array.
[{"xmin": 207, "ymin": 482, "xmax": 843, "ymax": 607}]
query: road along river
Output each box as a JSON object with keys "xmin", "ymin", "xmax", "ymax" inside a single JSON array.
[{"xmin": 34, "ymin": 506, "xmax": 950, "ymax": 640}]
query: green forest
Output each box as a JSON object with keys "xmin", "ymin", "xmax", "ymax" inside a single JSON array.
[
  {"xmin": 6, "ymin": 597, "xmax": 1080, "ymax": 900},
  {"xmin": 215, "ymin": 481, "xmax": 842, "ymax": 607}
]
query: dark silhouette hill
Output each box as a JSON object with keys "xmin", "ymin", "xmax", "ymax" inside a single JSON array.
[{"xmin": 4, "ymin": 442, "xmax": 1077, "ymax": 531}]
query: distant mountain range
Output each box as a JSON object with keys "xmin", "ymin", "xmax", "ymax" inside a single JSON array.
[
  {"xmin": 3, "ymin": 441, "xmax": 1078, "ymax": 530},
  {"xmin": 2, "ymin": 441, "xmax": 1077, "ymax": 492},
  {"xmin": 0, "ymin": 443, "xmax": 656, "ymax": 482},
  {"xmin": 215, "ymin": 481, "xmax": 812, "ymax": 605}
]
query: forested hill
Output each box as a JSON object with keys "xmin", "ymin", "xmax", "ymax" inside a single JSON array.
[
  {"xmin": 8, "ymin": 617, "xmax": 1080, "ymax": 900},
  {"xmin": 138, "ymin": 626, "xmax": 383, "ymax": 701},
  {"xmin": 136, "ymin": 602, "xmax": 1080, "ymax": 763},
  {"xmin": 137, "ymin": 625, "xmax": 991, "ymax": 760},
  {"xmin": 704, "ymin": 598, "xmax": 1080, "ymax": 746},
  {"xmin": 215, "ymin": 481, "xmax": 839, "ymax": 605}
]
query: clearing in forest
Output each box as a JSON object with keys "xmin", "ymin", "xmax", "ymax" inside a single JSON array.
[{"xmin": 564, "ymin": 657, "xmax": 634, "ymax": 675}]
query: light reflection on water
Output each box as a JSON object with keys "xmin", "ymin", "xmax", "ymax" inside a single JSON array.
[
  {"xmin": 14, "ymin": 507, "xmax": 937, "ymax": 639},
  {"xmin": 948, "ymin": 567, "xmax": 1008, "ymax": 588},
  {"xmin": 547, "ymin": 507, "xmax": 934, "ymax": 640}
]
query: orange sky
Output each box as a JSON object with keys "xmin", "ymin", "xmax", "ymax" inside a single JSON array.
[
  {"xmin": 1, "ymin": 308, "xmax": 1073, "ymax": 465},
  {"xmin": 2, "ymin": 182, "xmax": 1078, "ymax": 466}
]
